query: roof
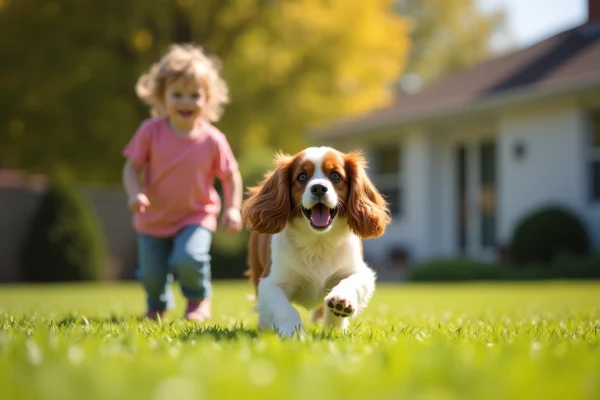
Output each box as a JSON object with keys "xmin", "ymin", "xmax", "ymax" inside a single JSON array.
[
  {"xmin": 0, "ymin": 169, "xmax": 47, "ymax": 192},
  {"xmin": 313, "ymin": 21, "xmax": 600, "ymax": 139}
]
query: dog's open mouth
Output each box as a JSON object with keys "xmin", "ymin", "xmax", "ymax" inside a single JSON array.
[{"xmin": 301, "ymin": 203, "xmax": 338, "ymax": 230}]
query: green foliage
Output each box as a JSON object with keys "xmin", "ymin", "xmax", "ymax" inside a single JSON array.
[
  {"xmin": 395, "ymin": 0, "xmax": 507, "ymax": 89},
  {"xmin": 544, "ymin": 254, "xmax": 600, "ymax": 279},
  {"xmin": 0, "ymin": 0, "xmax": 163, "ymax": 183},
  {"xmin": 0, "ymin": 0, "xmax": 409, "ymax": 184},
  {"xmin": 19, "ymin": 169, "xmax": 108, "ymax": 282},
  {"xmin": 210, "ymin": 235, "xmax": 249, "ymax": 280},
  {"xmin": 509, "ymin": 206, "xmax": 590, "ymax": 266},
  {"xmin": 407, "ymin": 258, "xmax": 507, "ymax": 281},
  {"xmin": 0, "ymin": 282, "xmax": 599, "ymax": 400},
  {"xmin": 407, "ymin": 255, "xmax": 600, "ymax": 282}
]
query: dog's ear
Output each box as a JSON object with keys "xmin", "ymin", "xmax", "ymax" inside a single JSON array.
[
  {"xmin": 241, "ymin": 152, "xmax": 295, "ymax": 234},
  {"xmin": 344, "ymin": 151, "xmax": 391, "ymax": 239}
]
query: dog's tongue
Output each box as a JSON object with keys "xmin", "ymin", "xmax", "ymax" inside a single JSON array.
[{"xmin": 310, "ymin": 204, "xmax": 331, "ymax": 227}]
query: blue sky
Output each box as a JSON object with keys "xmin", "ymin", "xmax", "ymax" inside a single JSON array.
[{"xmin": 477, "ymin": 0, "xmax": 588, "ymax": 50}]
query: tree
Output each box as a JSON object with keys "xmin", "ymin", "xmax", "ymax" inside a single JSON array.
[
  {"xmin": 394, "ymin": 0, "xmax": 508, "ymax": 92},
  {"xmin": 20, "ymin": 168, "xmax": 108, "ymax": 282},
  {"xmin": 0, "ymin": 0, "xmax": 410, "ymax": 184}
]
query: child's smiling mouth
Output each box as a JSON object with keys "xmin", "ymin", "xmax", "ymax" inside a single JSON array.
[{"xmin": 178, "ymin": 110, "xmax": 194, "ymax": 118}]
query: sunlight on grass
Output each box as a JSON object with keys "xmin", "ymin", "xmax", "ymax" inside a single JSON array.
[{"xmin": 0, "ymin": 281, "xmax": 599, "ymax": 399}]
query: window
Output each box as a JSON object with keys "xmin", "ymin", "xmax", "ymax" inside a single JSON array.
[
  {"xmin": 456, "ymin": 146, "xmax": 467, "ymax": 252},
  {"xmin": 592, "ymin": 161, "xmax": 600, "ymax": 201},
  {"xmin": 371, "ymin": 145, "xmax": 403, "ymax": 216},
  {"xmin": 589, "ymin": 112, "xmax": 600, "ymax": 202},
  {"xmin": 479, "ymin": 142, "xmax": 497, "ymax": 247}
]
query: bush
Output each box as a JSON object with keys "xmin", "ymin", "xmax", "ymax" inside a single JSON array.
[
  {"xmin": 407, "ymin": 258, "xmax": 507, "ymax": 282},
  {"xmin": 406, "ymin": 255, "xmax": 600, "ymax": 282},
  {"xmin": 210, "ymin": 228, "xmax": 249, "ymax": 280},
  {"xmin": 547, "ymin": 254, "xmax": 600, "ymax": 279},
  {"xmin": 509, "ymin": 206, "xmax": 590, "ymax": 266},
  {"xmin": 20, "ymin": 169, "xmax": 108, "ymax": 282}
]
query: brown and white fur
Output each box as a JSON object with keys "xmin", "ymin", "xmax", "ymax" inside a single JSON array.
[{"xmin": 241, "ymin": 146, "xmax": 391, "ymax": 337}]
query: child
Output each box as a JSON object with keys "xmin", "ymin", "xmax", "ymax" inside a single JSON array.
[{"xmin": 122, "ymin": 43, "xmax": 243, "ymax": 322}]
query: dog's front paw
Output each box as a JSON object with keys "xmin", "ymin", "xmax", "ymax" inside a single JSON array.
[{"xmin": 325, "ymin": 292, "xmax": 356, "ymax": 318}]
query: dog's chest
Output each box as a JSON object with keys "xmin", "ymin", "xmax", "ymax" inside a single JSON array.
[
  {"xmin": 283, "ymin": 252, "xmax": 347, "ymax": 308},
  {"xmin": 287, "ymin": 271, "xmax": 339, "ymax": 309},
  {"xmin": 274, "ymin": 227, "xmax": 356, "ymax": 308}
]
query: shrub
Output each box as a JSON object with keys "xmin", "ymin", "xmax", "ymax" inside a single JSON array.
[
  {"xmin": 509, "ymin": 206, "xmax": 590, "ymax": 266},
  {"xmin": 407, "ymin": 258, "xmax": 507, "ymax": 282},
  {"xmin": 210, "ymin": 228, "xmax": 249, "ymax": 280},
  {"xmin": 548, "ymin": 254, "xmax": 600, "ymax": 279},
  {"xmin": 20, "ymin": 169, "xmax": 108, "ymax": 282},
  {"xmin": 405, "ymin": 255, "xmax": 600, "ymax": 282}
]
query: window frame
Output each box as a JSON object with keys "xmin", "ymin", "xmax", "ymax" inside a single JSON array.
[
  {"xmin": 369, "ymin": 143, "xmax": 403, "ymax": 217},
  {"xmin": 588, "ymin": 111, "xmax": 600, "ymax": 203}
]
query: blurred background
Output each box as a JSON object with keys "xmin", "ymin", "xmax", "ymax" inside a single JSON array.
[{"xmin": 1, "ymin": 0, "xmax": 598, "ymax": 284}]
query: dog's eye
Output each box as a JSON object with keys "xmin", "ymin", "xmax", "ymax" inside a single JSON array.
[
  {"xmin": 297, "ymin": 172, "xmax": 308, "ymax": 182},
  {"xmin": 330, "ymin": 172, "xmax": 341, "ymax": 181}
]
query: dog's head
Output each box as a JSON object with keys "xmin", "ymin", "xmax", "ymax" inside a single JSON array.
[{"xmin": 241, "ymin": 147, "xmax": 391, "ymax": 238}]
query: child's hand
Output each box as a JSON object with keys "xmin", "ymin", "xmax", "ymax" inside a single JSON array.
[
  {"xmin": 128, "ymin": 193, "xmax": 150, "ymax": 213},
  {"xmin": 221, "ymin": 207, "xmax": 243, "ymax": 233}
]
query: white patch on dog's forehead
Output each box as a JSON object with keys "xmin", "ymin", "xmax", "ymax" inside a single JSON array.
[{"xmin": 303, "ymin": 147, "xmax": 334, "ymax": 177}]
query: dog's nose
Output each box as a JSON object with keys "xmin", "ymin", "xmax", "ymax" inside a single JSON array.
[{"xmin": 311, "ymin": 184, "xmax": 328, "ymax": 197}]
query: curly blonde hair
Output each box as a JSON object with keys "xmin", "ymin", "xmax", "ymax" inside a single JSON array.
[{"xmin": 135, "ymin": 43, "xmax": 229, "ymax": 122}]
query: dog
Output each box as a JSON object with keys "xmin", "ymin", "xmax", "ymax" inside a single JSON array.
[{"xmin": 240, "ymin": 146, "xmax": 391, "ymax": 336}]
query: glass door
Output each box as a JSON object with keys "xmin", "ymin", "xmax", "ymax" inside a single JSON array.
[{"xmin": 455, "ymin": 140, "xmax": 497, "ymax": 259}]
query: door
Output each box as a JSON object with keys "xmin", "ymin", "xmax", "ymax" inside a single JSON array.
[{"xmin": 455, "ymin": 140, "xmax": 497, "ymax": 260}]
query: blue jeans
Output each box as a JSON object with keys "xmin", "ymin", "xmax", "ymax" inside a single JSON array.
[{"xmin": 136, "ymin": 225, "xmax": 212, "ymax": 311}]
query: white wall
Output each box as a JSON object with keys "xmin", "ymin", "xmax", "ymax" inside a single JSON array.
[
  {"xmin": 359, "ymin": 130, "xmax": 442, "ymax": 264},
  {"xmin": 497, "ymin": 106, "xmax": 598, "ymax": 248},
  {"xmin": 401, "ymin": 130, "xmax": 437, "ymax": 260},
  {"xmin": 434, "ymin": 126, "xmax": 499, "ymax": 261},
  {"xmin": 326, "ymin": 102, "xmax": 600, "ymax": 265}
]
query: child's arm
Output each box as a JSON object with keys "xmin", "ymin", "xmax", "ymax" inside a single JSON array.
[
  {"xmin": 222, "ymin": 169, "xmax": 243, "ymax": 211},
  {"xmin": 220, "ymin": 169, "xmax": 244, "ymax": 233},
  {"xmin": 123, "ymin": 159, "xmax": 150, "ymax": 213}
]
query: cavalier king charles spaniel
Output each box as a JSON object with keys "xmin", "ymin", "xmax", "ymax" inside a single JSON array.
[{"xmin": 241, "ymin": 146, "xmax": 391, "ymax": 337}]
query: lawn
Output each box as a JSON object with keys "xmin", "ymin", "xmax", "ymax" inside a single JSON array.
[{"xmin": 0, "ymin": 281, "xmax": 599, "ymax": 400}]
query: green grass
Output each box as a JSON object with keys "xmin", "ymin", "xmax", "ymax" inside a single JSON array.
[{"xmin": 1, "ymin": 281, "xmax": 599, "ymax": 400}]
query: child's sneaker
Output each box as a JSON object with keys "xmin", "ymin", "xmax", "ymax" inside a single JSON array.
[
  {"xmin": 185, "ymin": 299, "xmax": 211, "ymax": 322},
  {"xmin": 146, "ymin": 309, "xmax": 166, "ymax": 320}
]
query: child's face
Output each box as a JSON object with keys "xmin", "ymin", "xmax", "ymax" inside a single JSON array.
[{"xmin": 163, "ymin": 76, "xmax": 208, "ymax": 129}]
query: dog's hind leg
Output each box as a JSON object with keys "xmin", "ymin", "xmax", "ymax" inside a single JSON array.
[{"xmin": 309, "ymin": 305, "xmax": 325, "ymax": 323}]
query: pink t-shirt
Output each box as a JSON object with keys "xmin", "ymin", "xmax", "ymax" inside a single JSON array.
[{"xmin": 123, "ymin": 117, "xmax": 238, "ymax": 237}]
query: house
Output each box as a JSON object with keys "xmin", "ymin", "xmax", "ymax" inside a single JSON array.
[{"xmin": 310, "ymin": 1, "xmax": 600, "ymax": 266}]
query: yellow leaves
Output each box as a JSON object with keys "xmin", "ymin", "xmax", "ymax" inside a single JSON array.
[
  {"xmin": 273, "ymin": 0, "xmax": 410, "ymax": 119},
  {"xmin": 241, "ymin": 124, "xmax": 269, "ymax": 151},
  {"xmin": 218, "ymin": 0, "xmax": 258, "ymax": 29},
  {"xmin": 130, "ymin": 29, "xmax": 153, "ymax": 53},
  {"xmin": 0, "ymin": 0, "xmax": 413, "ymax": 179},
  {"xmin": 238, "ymin": 28, "xmax": 270, "ymax": 64},
  {"xmin": 176, "ymin": 0, "xmax": 195, "ymax": 8},
  {"xmin": 267, "ymin": 51, "xmax": 298, "ymax": 83},
  {"xmin": 212, "ymin": 0, "xmax": 412, "ymax": 152}
]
